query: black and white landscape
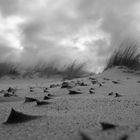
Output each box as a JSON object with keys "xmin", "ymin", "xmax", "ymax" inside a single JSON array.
[{"xmin": 0, "ymin": 0, "xmax": 140, "ymax": 140}]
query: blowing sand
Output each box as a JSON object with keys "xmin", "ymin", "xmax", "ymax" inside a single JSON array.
[{"xmin": 0, "ymin": 66, "xmax": 140, "ymax": 140}]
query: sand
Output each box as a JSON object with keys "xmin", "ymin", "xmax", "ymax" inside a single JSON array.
[{"xmin": 0, "ymin": 66, "xmax": 140, "ymax": 140}]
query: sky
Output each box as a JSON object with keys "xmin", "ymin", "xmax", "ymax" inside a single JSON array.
[{"xmin": 0, "ymin": 0, "xmax": 140, "ymax": 72}]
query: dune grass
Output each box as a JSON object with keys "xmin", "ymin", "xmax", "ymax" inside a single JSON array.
[
  {"xmin": 62, "ymin": 61, "xmax": 87, "ymax": 80},
  {"xmin": 105, "ymin": 40, "xmax": 140, "ymax": 70},
  {"xmin": 32, "ymin": 61, "xmax": 88, "ymax": 79},
  {"xmin": 33, "ymin": 61, "xmax": 61, "ymax": 78},
  {"xmin": 0, "ymin": 61, "xmax": 88, "ymax": 79},
  {"xmin": 0, "ymin": 62, "xmax": 19, "ymax": 78}
]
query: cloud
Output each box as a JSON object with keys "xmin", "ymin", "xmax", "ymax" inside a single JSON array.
[
  {"xmin": 0, "ymin": 0, "xmax": 20, "ymax": 15},
  {"xmin": 0, "ymin": 0, "xmax": 140, "ymax": 72}
]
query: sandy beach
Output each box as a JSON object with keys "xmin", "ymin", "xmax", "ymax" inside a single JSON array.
[{"xmin": 0, "ymin": 66, "xmax": 139, "ymax": 140}]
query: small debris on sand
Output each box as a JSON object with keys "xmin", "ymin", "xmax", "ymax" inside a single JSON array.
[
  {"xmin": 3, "ymin": 92, "xmax": 17, "ymax": 97},
  {"xmin": 36, "ymin": 100, "xmax": 50, "ymax": 106},
  {"xmin": 68, "ymin": 90, "xmax": 83, "ymax": 95},
  {"xmin": 24, "ymin": 97, "xmax": 37, "ymax": 103},
  {"xmin": 7, "ymin": 87, "xmax": 15, "ymax": 93},
  {"xmin": 0, "ymin": 90, "xmax": 5, "ymax": 93},
  {"xmin": 119, "ymin": 134, "xmax": 128, "ymax": 140},
  {"xmin": 43, "ymin": 88, "xmax": 48, "ymax": 93},
  {"xmin": 43, "ymin": 96, "xmax": 52, "ymax": 100},
  {"xmin": 29, "ymin": 87, "xmax": 34, "ymax": 92},
  {"xmin": 61, "ymin": 82, "xmax": 72, "ymax": 88},
  {"xmin": 100, "ymin": 122, "xmax": 117, "ymax": 131},
  {"xmin": 89, "ymin": 88, "xmax": 95, "ymax": 94},
  {"xmin": 98, "ymin": 82, "xmax": 102, "ymax": 87},
  {"xmin": 91, "ymin": 80, "xmax": 98, "ymax": 85},
  {"xmin": 112, "ymin": 81, "xmax": 120, "ymax": 84},
  {"xmin": 77, "ymin": 82, "xmax": 88, "ymax": 86},
  {"xmin": 4, "ymin": 108, "xmax": 39, "ymax": 124},
  {"xmin": 115, "ymin": 93, "xmax": 123, "ymax": 98},
  {"xmin": 89, "ymin": 77, "xmax": 96, "ymax": 81},
  {"xmin": 103, "ymin": 78, "xmax": 110, "ymax": 81},
  {"xmin": 108, "ymin": 92, "xmax": 113, "ymax": 96},
  {"xmin": 126, "ymin": 77, "xmax": 131, "ymax": 80},
  {"xmin": 79, "ymin": 132, "xmax": 92, "ymax": 140},
  {"xmin": 91, "ymin": 80, "xmax": 102, "ymax": 87},
  {"xmin": 50, "ymin": 84, "xmax": 59, "ymax": 88},
  {"xmin": 48, "ymin": 93, "xmax": 55, "ymax": 97}
]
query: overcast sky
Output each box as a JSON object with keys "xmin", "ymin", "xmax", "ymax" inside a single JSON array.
[{"xmin": 0, "ymin": 0, "xmax": 140, "ymax": 72}]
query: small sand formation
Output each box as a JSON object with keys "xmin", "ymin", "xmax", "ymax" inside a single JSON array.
[
  {"xmin": 112, "ymin": 81, "xmax": 120, "ymax": 84},
  {"xmin": 79, "ymin": 132, "xmax": 92, "ymax": 140},
  {"xmin": 115, "ymin": 93, "xmax": 123, "ymax": 98},
  {"xmin": 50, "ymin": 84, "xmax": 59, "ymax": 88},
  {"xmin": 4, "ymin": 108, "xmax": 40, "ymax": 124},
  {"xmin": 29, "ymin": 87, "xmax": 34, "ymax": 92},
  {"xmin": 108, "ymin": 92, "xmax": 113, "ymax": 96},
  {"xmin": 89, "ymin": 88, "xmax": 95, "ymax": 94},
  {"xmin": 43, "ymin": 88, "xmax": 48, "ymax": 93},
  {"xmin": 43, "ymin": 95, "xmax": 52, "ymax": 100},
  {"xmin": 48, "ymin": 93, "xmax": 55, "ymax": 97},
  {"xmin": 100, "ymin": 122, "xmax": 117, "ymax": 131},
  {"xmin": 36, "ymin": 100, "xmax": 50, "ymax": 106},
  {"xmin": 119, "ymin": 135, "xmax": 128, "ymax": 140},
  {"xmin": 3, "ymin": 93, "xmax": 17, "ymax": 97},
  {"xmin": 24, "ymin": 97, "xmax": 37, "ymax": 103},
  {"xmin": 61, "ymin": 81, "xmax": 72, "ymax": 88},
  {"xmin": 68, "ymin": 89, "xmax": 83, "ymax": 95},
  {"xmin": 76, "ymin": 81, "xmax": 88, "ymax": 86},
  {"xmin": 7, "ymin": 87, "xmax": 16, "ymax": 93}
]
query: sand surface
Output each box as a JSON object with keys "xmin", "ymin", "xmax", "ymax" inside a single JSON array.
[{"xmin": 0, "ymin": 66, "xmax": 140, "ymax": 140}]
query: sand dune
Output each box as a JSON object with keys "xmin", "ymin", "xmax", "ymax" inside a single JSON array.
[{"xmin": 0, "ymin": 66, "xmax": 140, "ymax": 140}]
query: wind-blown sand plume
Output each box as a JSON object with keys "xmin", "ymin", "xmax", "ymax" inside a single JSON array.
[{"xmin": 4, "ymin": 108, "xmax": 40, "ymax": 124}]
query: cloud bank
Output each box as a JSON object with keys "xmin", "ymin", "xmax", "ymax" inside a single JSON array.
[{"xmin": 0, "ymin": 0, "xmax": 140, "ymax": 72}]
